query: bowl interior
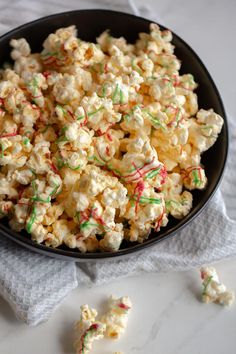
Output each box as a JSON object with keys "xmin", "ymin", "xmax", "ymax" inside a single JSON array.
[{"xmin": 0, "ymin": 10, "xmax": 228, "ymax": 261}]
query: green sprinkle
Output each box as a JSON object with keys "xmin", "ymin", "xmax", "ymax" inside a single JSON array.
[
  {"xmin": 165, "ymin": 199, "xmax": 180, "ymax": 207},
  {"xmin": 145, "ymin": 167, "xmax": 161, "ymax": 179},
  {"xmin": 41, "ymin": 50, "xmax": 58, "ymax": 58},
  {"xmin": 202, "ymin": 276, "xmax": 213, "ymax": 296},
  {"xmin": 75, "ymin": 211, "xmax": 80, "ymax": 222},
  {"xmin": 30, "ymin": 169, "xmax": 36, "ymax": 176},
  {"xmin": 56, "ymin": 157, "xmax": 66, "ymax": 170},
  {"xmin": 60, "ymin": 126, "xmax": 68, "ymax": 134},
  {"xmin": 140, "ymin": 196, "xmax": 162, "ymax": 204},
  {"xmin": 102, "ymin": 84, "xmax": 108, "ymax": 98},
  {"xmin": 89, "ymin": 155, "xmax": 106, "ymax": 165},
  {"xmin": 26, "ymin": 205, "xmax": 37, "ymax": 233},
  {"xmin": 56, "ymin": 104, "xmax": 67, "ymax": 115},
  {"xmin": 106, "ymin": 164, "xmax": 122, "ymax": 175},
  {"xmin": 145, "ymin": 111, "xmax": 166, "ymax": 131},
  {"xmin": 49, "ymin": 183, "xmax": 60, "ymax": 197},
  {"xmin": 123, "ymin": 114, "xmax": 131, "ymax": 122},
  {"xmin": 57, "ymin": 157, "xmax": 81, "ymax": 170},
  {"xmin": 23, "ymin": 137, "xmax": 30, "ymax": 145},
  {"xmin": 201, "ymin": 125, "xmax": 214, "ymax": 131},
  {"xmin": 31, "ymin": 180, "xmax": 37, "ymax": 194},
  {"xmin": 112, "ymin": 83, "xmax": 119, "ymax": 103},
  {"xmin": 120, "ymin": 89, "xmax": 125, "ymax": 104},
  {"xmin": 130, "ymin": 195, "xmax": 162, "ymax": 205},
  {"xmin": 31, "ymin": 196, "xmax": 50, "ymax": 203},
  {"xmin": 27, "ymin": 76, "xmax": 39, "ymax": 98},
  {"xmin": 67, "ymin": 164, "xmax": 81, "ymax": 171},
  {"xmin": 131, "ymin": 58, "xmax": 142, "ymax": 75},
  {"xmin": 80, "ymin": 221, "xmax": 100, "ymax": 230},
  {"xmin": 0, "ymin": 143, "xmax": 4, "ymax": 158},
  {"xmin": 30, "ymin": 180, "xmax": 51, "ymax": 203},
  {"xmin": 55, "ymin": 135, "xmax": 69, "ymax": 144},
  {"xmin": 192, "ymin": 170, "xmax": 201, "ymax": 186},
  {"xmin": 76, "ymin": 114, "xmax": 85, "ymax": 121},
  {"xmin": 88, "ymin": 106, "xmax": 104, "ymax": 117}
]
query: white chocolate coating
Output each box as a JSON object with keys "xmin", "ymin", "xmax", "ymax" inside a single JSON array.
[{"xmin": 0, "ymin": 24, "xmax": 224, "ymax": 251}]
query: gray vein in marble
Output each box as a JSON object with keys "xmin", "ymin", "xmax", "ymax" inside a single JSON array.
[{"xmin": 130, "ymin": 289, "xmax": 185, "ymax": 353}]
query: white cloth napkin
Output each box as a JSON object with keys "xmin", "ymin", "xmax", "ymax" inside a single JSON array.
[{"xmin": 0, "ymin": 0, "xmax": 236, "ymax": 326}]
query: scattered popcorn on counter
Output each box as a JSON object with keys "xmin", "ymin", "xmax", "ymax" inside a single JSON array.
[
  {"xmin": 74, "ymin": 304, "xmax": 106, "ymax": 354},
  {"xmin": 200, "ymin": 267, "xmax": 235, "ymax": 306},
  {"xmin": 101, "ymin": 296, "xmax": 132, "ymax": 339},
  {"xmin": 0, "ymin": 24, "xmax": 224, "ymax": 251},
  {"xmin": 74, "ymin": 296, "xmax": 131, "ymax": 354}
]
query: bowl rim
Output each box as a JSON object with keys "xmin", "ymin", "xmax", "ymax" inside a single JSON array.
[{"xmin": 0, "ymin": 9, "xmax": 229, "ymax": 261}]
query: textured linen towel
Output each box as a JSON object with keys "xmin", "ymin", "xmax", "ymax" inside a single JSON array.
[{"xmin": 0, "ymin": 0, "xmax": 236, "ymax": 326}]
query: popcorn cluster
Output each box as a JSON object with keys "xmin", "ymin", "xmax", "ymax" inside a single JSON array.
[
  {"xmin": 74, "ymin": 296, "xmax": 132, "ymax": 354},
  {"xmin": 0, "ymin": 24, "xmax": 224, "ymax": 251},
  {"xmin": 200, "ymin": 267, "xmax": 235, "ymax": 306}
]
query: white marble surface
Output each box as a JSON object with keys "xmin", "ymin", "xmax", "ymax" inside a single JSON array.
[
  {"xmin": 0, "ymin": 0, "xmax": 236, "ymax": 353},
  {"xmin": 0, "ymin": 259, "xmax": 236, "ymax": 354}
]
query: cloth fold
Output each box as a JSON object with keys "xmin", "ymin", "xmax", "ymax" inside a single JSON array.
[{"xmin": 0, "ymin": 0, "xmax": 236, "ymax": 326}]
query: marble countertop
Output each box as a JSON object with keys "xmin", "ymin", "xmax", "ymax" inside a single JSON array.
[
  {"xmin": 0, "ymin": 0, "xmax": 236, "ymax": 353},
  {"xmin": 0, "ymin": 259, "xmax": 235, "ymax": 354}
]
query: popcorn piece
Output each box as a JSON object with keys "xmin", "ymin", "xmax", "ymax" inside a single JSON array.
[
  {"xmin": 188, "ymin": 109, "xmax": 224, "ymax": 153},
  {"xmin": 182, "ymin": 166, "xmax": 207, "ymax": 190},
  {"xmin": 101, "ymin": 296, "xmax": 132, "ymax": 339},
  {"xmin": 0, "ymin": 201, "xmax": 13, "ymax": 219},
  {"xmin": 26, "ymin": 73, "xmax": 48, "ymax": 107},
  {"xmin": 163, "ymin": 173, "xmax": 193, "ymax": 219},
  {"xmin": 10, "ymin": 38, "xmax": 31, "ymax": 60},
  {"xmin": 74, "ymin": 305, "xmax": 106, "ymax": 354},
  {"xmin": 200, "ymin": 267, "xmax": 235, "ymax": 306},
  {"xmin": 99, "ymin": 223, "xmax": 124, "ymax": 252}
]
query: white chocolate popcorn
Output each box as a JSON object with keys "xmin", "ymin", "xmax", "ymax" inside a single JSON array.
[
  {"xmin": 74, "ymin": 305, "xmax": 106, "ymax": 354},
  {"xmin": 200, "ymin": 267, "xmax": 235, "ymax": 306},
  {"xmin": 101, "ymin": 296, "xmax": 132, "ymax": 339},
  {"xmin": 0, "ymin": 24, "xmax": 224, "ymax": 252},
  {"xmin": 74, "ymin": 296, "xmax": 131, "ymax": 354}
]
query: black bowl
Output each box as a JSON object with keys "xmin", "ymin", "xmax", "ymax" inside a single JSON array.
[{"xmin": 0, "ymin": 9, "xmax": 228, "ymax": 261}]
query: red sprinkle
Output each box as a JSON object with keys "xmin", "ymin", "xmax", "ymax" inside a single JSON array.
[
  {"xmin": 67, "ymin": 110, "xmax": 76, "ymax": 121},
  {"xmin": 49, "ymin": 162, "xmax": 60, "ymax": 174},
  {"xmin": 160, "ymin": 165, "xmax": 167, "ymax": 184},
  {"xmin": 31, "ymin": 94, "xmax": 43, "ymax": 99},
  {"xmin": 106, "ymin": 132, "xmax": 113, "ymax": 141},
  {"xmin": 155, "ymin": 207, "xmax": 165, "ymax": 231},
  {"xmin": 133, "ymin": 180, "xmax": 145, "ymax": 213},
  {"xmin": 2, "ymin": 204, "xmax": 10, "ymax": 213},
  {"xmin": 123, "ymin": 157, "xmax": 155, "ymax": 181},
  {"xmin": 105, "ymin": 146, "xmax": 111, "ymax": 156},
  {"xmin": 0, "ymin": 131, "xmax": 17, "ymax": 138},
  {"xmin": 79, "ymin": 210, "xmax": 90, "ymax": 223},
  {"xmin": 91, "ymin": 208, "xmax": 106, "ymax": 226},
  {"xmin": 42, "ymin": 71, "xmax": 51, "ymax": 79},
  {"xmin": 18, "ymin": 201, "xmax": 31, "ymax": 206},
  {"xmin": 104, "ymin": 63, "xmax": 109, "ymax": 73},
  {"xmin": 80, "ymin": 108, "xmax": 88, "ymax": 127},
  {"xmin": 118, "ymin": 303, "xmax": 130, "ymax": 310},
  {"xmin": 201, "ymin": 271, "xmax": 205, "ymax": 280},
  {"xmin": 97, "ymin": 124, "xmax": 114, "ymax": 138}
]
